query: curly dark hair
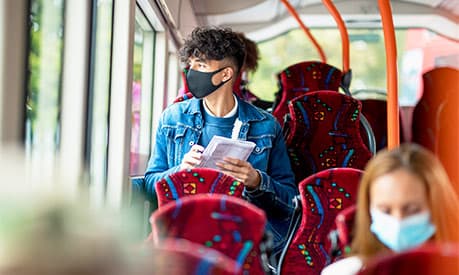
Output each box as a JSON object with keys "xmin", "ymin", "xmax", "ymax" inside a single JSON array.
[{"xmin": 179, "ymin": 26, "xmax": 246, "ymax": 73}]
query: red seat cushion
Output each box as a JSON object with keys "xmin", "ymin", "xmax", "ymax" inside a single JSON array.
[
  {"xmin": 285, "ymin": 91, "xmax": 372, "ymax": 183},
  {"xmin": 148, "ymin": 238, "xmax": 240, "ymax": 275},
  {"xmin": 155, "ymin": 168, "xmax": 244, "ymax": 208},
  {"xmin": 272, "ymin": 61, "xmax": 342, "ymax": 127},
  {"xmin": 359, "ymin": 99, "xmax": 406, "ymax": 151},
  {"xmin": 331, "ymin": 204, "xmax": 357, "ymax": 260},
  {"xmin": 173, "ymin": 91, "xmax": 194, "ymax": 103},
  {"xmin": 279, "ymin": 168, "xmax": 363, "ymax": 275},
  {"xmin": 149, "ymin": 194, "xmax": 267, "ymax": 274},
  {"xmin": 356, "ymin": 243, "xmax": 459, "ymax": 275}
]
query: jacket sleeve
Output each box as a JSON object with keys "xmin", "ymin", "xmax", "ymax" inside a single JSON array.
[
  {"xmin": 144, "ymin": 114, "xmax": 181, "ymax": 198},
  {"xmin": 243, "ymin": 121, "xmax": 298, "ymax": 220}
]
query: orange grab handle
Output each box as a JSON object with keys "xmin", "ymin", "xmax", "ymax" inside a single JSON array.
[
  {"xmin": 378, "ymin": 0, "xmax": 400, "ymax": 149},
  {"xmin": 322, "ymin": 0, "xmax": 349, "ymax": 74},
  {"xmin": 280, "ymin": 0, "xmax": 327, "ymax": 63}
]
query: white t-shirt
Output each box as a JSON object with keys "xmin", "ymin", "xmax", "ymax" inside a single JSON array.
[{"xmin": 321, "ymin": 256, "xmax": 363, "ymax": 275}]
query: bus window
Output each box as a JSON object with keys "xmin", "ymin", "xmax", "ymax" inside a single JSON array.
[
  {"xmin": 250, "ymin": 28, "xmax": 459, "ymax": 106},
  {"xmin": 129, "ymin": 6, "xmax": 155, "ymax": 177},
  {"xmin": 25, "ymin": 0, "xmax": 65, "ymax": 154},
  {"xmin": 86, "ymin": 0, "xmax": 114, "ymax": 206}
]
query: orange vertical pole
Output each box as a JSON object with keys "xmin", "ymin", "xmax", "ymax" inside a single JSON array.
[
  {"xmin": 378, "ymin": 0, "xmax": 400, "ymax": 149},
  {"xmin": 280, "ymin": 0, "xmax": 327, "ymax": 63},
  {"xmin": 322, "ymin": 0, "xmax": 349, "ymax": 73}
]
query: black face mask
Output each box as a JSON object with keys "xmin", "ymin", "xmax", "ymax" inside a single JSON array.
[{"xmin": 186, "ymin": 67, "xmax": 231, "ymax": 98}]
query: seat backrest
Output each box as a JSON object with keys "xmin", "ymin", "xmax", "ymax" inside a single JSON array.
[
  {"xmin": 155, "ymin": 168, "xmax": 244, "ymax": 208},
  {"xmin": 284, "ymin": 91, "xmax": 372, "ymax": 184},
  {"xmin": 272, "ymin": 61, "xmax": 342, "ymax": 127},
  {"xmin": 356, "ymin": 243, "xmax": 459, "ymax": 275},
  {"xmin": 148, "ymin": 238, "xmax": 240, "ymax": 275},
  {"xmin": 359, "ymin": 99, "xmax": 389, "ymax": 151},
  {"xmin": 173, "ymin": 91, "xmax": 194, "ymax": 103},
  {"xmin": 278, "ymin": 167, "xmax": 363, "ymax": 275},
  {"xmin": 329, "ymin": 204, "xmax": 357, "ymax": 261},
  {"xmin": 149, "ymin": 194, "xmax": 267, "ymax": 274},
  {"xmin": 358, "ymin": 98, "xmax": 406, "ymax": 151},
  {"xmin": 412, "ymin": 67, "xmax": 459, "ymax": 195}
]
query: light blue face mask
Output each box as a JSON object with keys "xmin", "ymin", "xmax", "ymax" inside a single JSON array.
[{"xmin": 370, "ymin": 208, "xmax": 436, "ymax": 252}]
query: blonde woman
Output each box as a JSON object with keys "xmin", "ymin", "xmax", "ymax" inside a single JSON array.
[{"xmin": 322, "ymin": 143, "xmax": 459, "ymax": 275}]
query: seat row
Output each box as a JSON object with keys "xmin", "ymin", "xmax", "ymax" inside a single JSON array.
[{"xmin": 145, "ymin": 167, "xmax": 362, "ymax": 274}]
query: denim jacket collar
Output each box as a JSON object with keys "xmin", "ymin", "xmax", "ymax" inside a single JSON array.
[{"xmin": 184, "ymin": 95, "xmax": 267, "ymax": 124}]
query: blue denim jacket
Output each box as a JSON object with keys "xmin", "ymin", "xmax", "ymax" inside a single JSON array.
[{"xmin": 145, "ymin": 96, "xmax": 298, "ymax": 253}]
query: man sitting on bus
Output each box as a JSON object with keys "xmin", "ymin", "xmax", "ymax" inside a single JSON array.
[{"xmin": 144, "ymin": 26, "xmax": 297, "ymax": 258}]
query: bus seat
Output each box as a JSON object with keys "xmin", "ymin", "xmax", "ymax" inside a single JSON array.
[
  {"xmin": 359, "ymin": 99, "xmax": 389, "ymax": 151},
  {"xmin": 412, "ymin": 67, "xmax": 459, "ymax": 195},
  {"xmin": 284, "ymin": 91, "xmax": 372, "ymax": 184},
  {"xmin": 173, "ymin": 91, "xmax": 194, "ymax": 103},
  {"xmin": 149, "ymin": 194, "xmax": 268, "ymax": 275},
  {"xmin": 148, "ymin": 238, "xmax": 240, "ymax": 275},
  {"xmin": 277, "ymin": 168, "xmax": 363, "ymax": 275},
  {"xmin": 154, "ymin": 168, "xmax": 244, "ymax": 208},
  {"xmin": 272, "ymin": 61, "xmax": 342, "ymax": 127},
  {"xmin": 328, "ymin": 204, "xmax": 356, "ymax": 261},
  {"xmin": 356, "ymin": 243, "xmax": 459, "ymax": 275},
  {"xmin": 359, "ymin": 99, "xmax": 406, "ymax": 151}
]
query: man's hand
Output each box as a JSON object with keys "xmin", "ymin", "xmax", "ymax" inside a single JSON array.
[
  {"xmin": 180, "ymin": 145, "xmax": 204, "ymax": 170},
  {"xmin": 216, "ymin": 157, "xmax": 261, "ymax": 190}
]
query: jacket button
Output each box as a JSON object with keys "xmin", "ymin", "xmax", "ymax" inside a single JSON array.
[
  {"xmin": 189, "ymin": 141, "xmax": 194, "ymax": 146},
  {"xmin": 197, "ymin": 125, "xmax": 202, "ymax": 129},
  {"xmin": 255, "ymin": 147, "xmax": 261, "ymax": 152}
]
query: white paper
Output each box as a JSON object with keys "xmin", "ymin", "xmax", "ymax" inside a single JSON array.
[{"xmin": 197, "ymin": 136, "xmax": 256, "ymax": 170}]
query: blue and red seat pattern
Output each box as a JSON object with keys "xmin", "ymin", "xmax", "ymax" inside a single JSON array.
[{"xmin": 149, "ymin": 194, "xmax": 267, "ymax": 275}]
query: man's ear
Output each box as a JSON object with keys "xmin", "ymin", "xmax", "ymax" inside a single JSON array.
[{"xmin": 222, "ymin": 66, "xmax": 235, "ymax": 81}]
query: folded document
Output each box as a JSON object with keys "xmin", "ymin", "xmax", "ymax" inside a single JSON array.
[{"xmin": 197, "ymin": 136, "xmax": 256, "ymax": 170}]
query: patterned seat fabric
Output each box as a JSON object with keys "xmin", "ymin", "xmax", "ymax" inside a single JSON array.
[
  {"xmin": 149, "ymin": 194, "xmax": 267, "ymax": 275},
  {"xmin": 284, "ymin": 91, "xmax": 372, "ymax": 184},
  {"xmin": 328, "ymin": 204, "xmax": 356, "ymax": 261},
  {"xmin": 155, "ymin": 168, "xmax": 244, "ymax": 208},
  {"xmin": 278, "ymin": 168, "xmax": 363, "ymax": 275},
  {"xmin": 356, "ymin": 243, "xmax": 459, "ymax": 275},
  {"xmin": 272, "ymin": 61, "xmax": 342, "ymax": 127},
  {"xmin": 148, "ymin": 238, "xmax": 240, "ymax": 275}
]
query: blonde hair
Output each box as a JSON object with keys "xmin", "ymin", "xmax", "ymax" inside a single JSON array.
[{"xmin": 351, "ymin": 143, "xmax": 459, "ymax": 259}]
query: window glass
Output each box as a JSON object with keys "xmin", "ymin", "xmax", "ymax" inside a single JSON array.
[
  {"xmin": 250, "ymin": 28, "xmax": 459, "ymax": 106},
  {"xmin": 130, "ymin": 7, "xmax": 155, "ymax": 176},
  {"xmin": 25, "ymin": 0, "xmax": 65, "ymax": 153},
  {"xmin": 86, "ymin": 0, "xmax": 114, "ymax": 204}
]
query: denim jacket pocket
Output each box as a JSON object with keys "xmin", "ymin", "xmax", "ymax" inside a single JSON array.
[
  {"xmin": 248, "ymin": 136, "xmax": 273, "ymax": 170},
  {"xmin": 250, "ymin": 136, "xmax": 273, "ymax": 155}
]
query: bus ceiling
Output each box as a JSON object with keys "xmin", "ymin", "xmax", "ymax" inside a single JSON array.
[{"xmin": 162, "ymin": 0, "xmax": 459, "ymax": 43}]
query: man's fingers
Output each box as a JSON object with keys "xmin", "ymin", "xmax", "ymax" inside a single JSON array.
[
  {"xmin": 190, "ymin": 145, "xmax": 204, "ymax": 153},
  {"xmin": 222, "ymin": 157, "xmax": 243, "ymax": 166}
]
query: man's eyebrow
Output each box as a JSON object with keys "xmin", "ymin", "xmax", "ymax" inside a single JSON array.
[{"xmin": 194, "ymin": 57, "xmax": 208, "ymax": 63}]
